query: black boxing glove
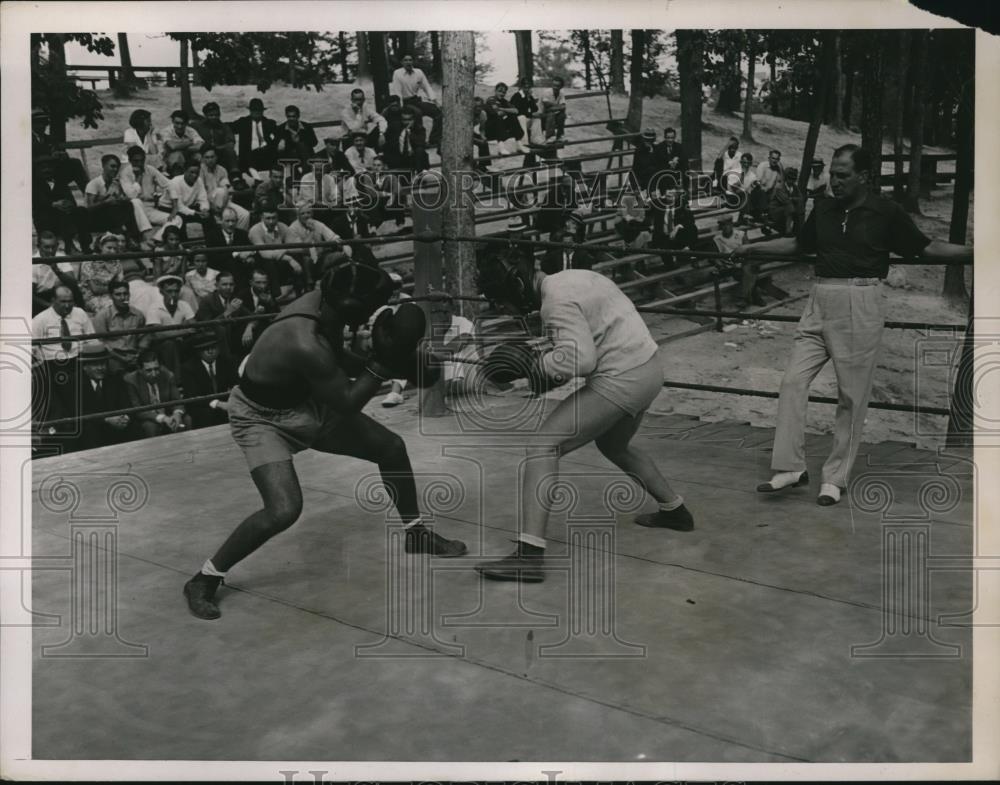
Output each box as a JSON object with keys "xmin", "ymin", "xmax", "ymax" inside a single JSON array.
[
  {"xmin": 399, "ymin": 346, "xmax": 444, "ymax": 389},
  {"xmin": 371, "ymin": 302, "xmax": 427, "ymax": 375}
]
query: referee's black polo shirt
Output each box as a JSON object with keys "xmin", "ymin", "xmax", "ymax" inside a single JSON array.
[{"xmin": 798, "ymin": 192, "xmax": 931, "ymax": 279}]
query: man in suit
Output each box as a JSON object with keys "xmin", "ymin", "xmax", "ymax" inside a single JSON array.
[
  {"xmin": 124, "ymin": 350, "xmax": 192, "ymax": 438},
  {"xmin": 74, "ymin": 342, "xmax": 135, "ymax": 450},
  {"xmin": 32, "ymin": 107, "xmax": 89, "ymax": 191},
  {"xmin": 230, "ymin": 97, "xmax": 279, "ymax": 174},
  {"xmin": 655, "ymin": 127, "xmax": 686, "ymax": 185},
  {"xmin": 275, "ymin": 104, "xmax": 319, "ymax": 173},
  {"xmin": 234, "ymin": 268, "xmax": 279, "ymax": 356},
  {"xmin": 33, "ymin": 158, "xmax": 92, "ymax": 253},
  {"xmin": 383, "ymin": 106, "xmax": 428, "ymax": 178},
  {"xmin": 205, "ymin": 207, "xmax": 254, "ymax": 285},
  {"xmin": 195, "ymin": 269, "xmax": 250, "ymax": 363},
  {"xmin": 181, "ymin": 334, "xmax": 236, "ymax": 428}
]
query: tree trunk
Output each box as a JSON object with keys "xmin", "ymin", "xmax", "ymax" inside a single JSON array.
[
  {"xmin": 430, "ymin": 31, "xmax": 443, "ymax": 82},
  {"xmin": 338, "ymin": 32, "xmax": 350, "ymax": 82},
  {"xmin": 610, "ymin": 30, "xmax": 626, "ymax": 94},
  {"xmin": 741, "ymin": 34, "xmax": 756, "ymax": 141},
  {"xmin": 715, "ymin": 35, "xmax": 742, "ymax": 114},
  {"xmin": 626, "ymin": 29, "xmax": 645, "ymax": 133},
  {"xmin": 45, "ymin": 34, "xmax": 69, "ymax": 143},
  {"xmin": 367, "ymin": 32, "xmax": 392, "ymax": 111},
  {"xmin": 892, "ymin": 31, "xmax": 911, "ymax": 200},
  {"xmin": 177, "ymin": 35, "xmax": 195, "ymax": 117},
  {"xmin": 676, "ymin": 29, "xmax": 704, "ymax": 171},
  {"xmin": 116, "ymin": 33, "xmax": 141, "ymax": 95},
  {"xmin": 904, "ymin": 31, "xmax": 928, "ymax": 213},
  {"xmin": 191, "ymin": 44, "xmax": 202, "ymax": 88},
  {"xmin": 944, "ymin": 63, "xmax": 973, "ymax": 306},
  {"xmin": 399, "ymin": 32, "xmax": 416, "ymax": 58},
  {"xmin": 842, "ymin": 54, "xmax": 855, "ymax": 128},
  {"xmin": 768, "ymin": 56, "xmax": 779, "ymax": 115},
  {"xmin": 798, "ymin": 33, "xmax": 835, "ymax": 198},
  {"xmin": 582, "ymin": 31, "xmax": 592, "ymax": 89},
  {"xmin": 859, "ymin": 33, "xmax": 885, "ymax": 191},
  {"xmin": 514, "ymin": 31, "xmax": 533, "ymax": 84},
  {"xmin": 356, "ymin": 32, "xmax": 371, "ymax": 81},
  {"xmin": 829, "ymin": 34, "xmax": 845, "ymax": 130}
]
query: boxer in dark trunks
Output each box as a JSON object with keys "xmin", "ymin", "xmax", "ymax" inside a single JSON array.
[{"xmin": 184, "ymin": 261, "xmax": 467, "ymax": 620}]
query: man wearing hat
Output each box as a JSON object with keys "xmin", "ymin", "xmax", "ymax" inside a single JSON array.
[
  {"xmin": 74, "ymin": 342, "xmax": 135, "ymax": 450},
  {"xmin": 32, "ymin": 107, "xmax": 89, "ymax": 191},
  {"xmin": 805, "ymin": 156, "xmax": 830, "ymax": 215},
  {"xmin": 123, "ymin": 109, "xmax": 163, "ymax": 171},
  {"xmin": 631, "ymin": 129, "xmax": 659, "ymax": 194},
  {"xmin": 345, "ymin": 131, "xmax": 377, "ymax": 175},
  {"xmin": 231, "ymin": 97, "xmax": 279, "ymax": 174},
  {"xmin": 145, "ymin": 274, "xmax": 196, "ymax": 378},
  {"xmin": 191, "ymin": 102, "xmax": 238, "ymax": 172},
  {"xmin": 181, "ymin": 333, "xmax": 237, "ymax": 429}
]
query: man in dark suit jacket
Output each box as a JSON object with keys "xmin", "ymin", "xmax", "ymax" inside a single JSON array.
[
  {"xmin": 195, "ymin": 269, "xmax": 250, "ymax": 363},
  {"xmin": 33, "ymin": 159, "xmax": 92, "ymax": 252},
  {"xmin": 275, "ymin": 105, "xmax": 319, "ymax": 172},
  {"xmin": 181, "ymin": 334, "xmax": 237, "ymax": 429},
  {"xmin": 230, "ymin": 98, "xmax": 279, "ymax": 173},
  {"xmin": 124, "ymin": 350, "xmax": 192, "ymax": 439},
  {"xmin": 73, "ymin": 343, "xmax": 135, "ymax": 451},
  {"xmin": 383, "ymin": 106, "xmax": 429, "ymax": 176},
  {"xmin": 204, "ymin": 208, "xmax": 254, "ymax": 285},
  {"xmin": 234, "ymin": 268, "xmax": 280, "ymax": 358}
]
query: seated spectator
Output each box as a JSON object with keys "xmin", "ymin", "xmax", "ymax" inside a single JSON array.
[
  {"xmin": 231, "ymin": 97, "xmax": 279, "ymax": 175},
  {"xmin": 541, "ymin": 213, "xmax": 594, "ymax": 274},
  {"xmin": 160, "ymin": 110, "xmax": 205, "ymax": 175},
  {"xmin": 651, "ymin": 190, "xmax": 698, "ymax": 260},
  {"xmin": 509, "ymin": 78, "xmax": 540, "ymax": 152},
  {"xmin": 714, "ymin": 136, "xmax": 742, "ymax": 192},
  {"xmin": 318, "ymin": 132, "xmax": 352, "ymax": 172},
  {"xmin": 145, "ymin": 274, "xmax": 197, "ymax": 378},
  {"xmin": 751, "ymin": 148, "xmax": 782, "ymax": 219},
  {"xmin": 429, "ymin": 295, "xmax": 480, "ymax": 399},
  {"xmin": 182, "ymin": 250, "xmax": 219, "ymax": 310},
  {"xmin": 234, "ymin": 267, "xmax": 279, "ymax": 353},
  {"xmin": 356, "ymin": 158, "xmax": 405, "ymax": 232},
  {"xmin": 767, "ymin": 166, "xmax": 803, "ymax": 237},
  {"xmin": 655, "ymin": 127, "xmax": 685, "ymax": 174},
  {"xmin": 181, "ymin": 333, "xmax": 236, "ymax": 429},
  {"xmin": 252, "ymin": 166, "xmax": 291, "ymax": 216},
  {"xmin": 153, "ymin": 225, "xmax": 187, "ymax": 279},
  {"xmin": 120, "ymin": 145, "xmax": 173, "ymax": 242},
  {"xmin": 472, "ymin": 97, "xmax": 491, "ymax": 172},
  {"xmin": 227, "ymin": 166, "xmax": 256, "ymax": 211},
  {"xmin": 33, "ymin": 157, "xmax": 91, "ymax": 253},
  {"xmin": 91, "ymin": 277, "xmax": 151, "ymax": 376},
  {"xmin": 32, "ymin": 231, "xmax": 82, "ymax": 315},
  {"xmin": 73, "ymin": 342, "xmax": 135, "ymax": 450},
  {"xmin": 805, "ymin": 156, "xmax": 830, "ymax": 215},
  {"xmin": 616, "ymin": 195, "xmax": 652, "ymax": 248},
  {"xmin": 200, "ymin": 144, "xmax": 250, "ymax": 229},
  {"xmin": 122, "ymin": 109, "xmax": 163, "ymax": 171},
  {"xmin": 726, "ymin": 152, "xmax": 759, "ymax": 222},
  {"xmin": 248, "ymin": 208, "xmax": 302, "ymax": 300},
  {"xmin": 276, "ymin": 104, "xmax": 319, "ymax": 172},
  {"xmin": 194, "ymin": 269, "xmax": 249, "ymax": 362},
  {"xmin": 158, "ymin": 159, "xmax": 211, "ymax": 234},
  {"xmin": 124, "ymin": 350, "xmax": 191, "ymax": 438},
  {"xmin": 484, "ymin": 82, "xmax": 523, "ymax": 155},
  {"xmin": 32, "ymin": 107, "xmax": 89, "ymax": 191},
  {"xmin": 713, "ymin": 215, "xmax": 759, "ymax": 306},
  {"xmin": 340, "ymin": 88, "xmax": 386, "ymax": 151},
  {"xmin": 631, "ymin": 129, "xmax": 659, "ymax": 194},
  {"xmin": 85, "ymin": 154, "xmax": 150, "ymax": 246},
  {"xmin": 541, "ymin": 76, "xmax": 567, "ymax": 140},
  {"xmin": 534, "ymin": 173, "xmax": 578, "ymax": 238},
  {"xmin": 383, "ymin": 106, "xmax": 429, "ymax": 176},
  {"xmin": 79, "ymin": 233, "xmax": 126, "ymax": 314},
  {"xmin": 286, "ymin": 203, "xmax": 341, "ymax": 285},
  {"xmin": 190, "ymin": 102, "xmax": 237, "ymax": 172},
  {"xmin": 345, "ymin": 132, "xmax": 377, "ymax": 175},
  {"xmin": 122, "ymin": 263, "xmax": 164, "ymax": 316},
  {"xmin": 390, "ymin": 53, "xmax": 442, "ymax": 150},
  {"xmin": 205, "ymin": 207, "xmax": 254, "ymax": 285}
]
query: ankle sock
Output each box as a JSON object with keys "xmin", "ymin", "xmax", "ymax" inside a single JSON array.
[
  {"xmin": 518, "ymin": 533, "xmax": 547, "ymax": 550},
  {"xmin": 819, "ymin": 483, "xmax": 841, "ymax": 502},
  {"xmin": 201, "ymin": 558, "xmax": 227, "ymax": 578},
  {"xmin": 769, "ymin": 470, "xmax": 804, "ymax": 490},
  {"xmin": 658, "ymin": 496, "xmax": 684, "ymax": 512},
  {"xmin": 403, "ymin": 517, "xmax": 424, "ymax": 531}
]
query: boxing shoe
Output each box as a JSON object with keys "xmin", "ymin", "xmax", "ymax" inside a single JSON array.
[
  {"xmin": 183, "ymin": 573, "xmax": 222, "ymax": 620},
  {"xmin": 756, "ymin": 470, "xmax": 809, "ymax": 494},
  {"xmin": 404, "ymin": 524, "xmax": 468, "ymax": 557},
  {"xmin": 476, "ymin": 542, "xmax": 545, "ymax": 583},
  {"xmin": 634, "ymin": 504, "xmax": 695, "ymax": 531}
]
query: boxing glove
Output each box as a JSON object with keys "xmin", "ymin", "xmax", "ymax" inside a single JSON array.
[{"xmin": 371, "ymin": 302, "xmax": 427, "ymax": 375}]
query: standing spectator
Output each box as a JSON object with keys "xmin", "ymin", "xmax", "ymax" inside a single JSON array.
[
  {"xmin": 248, "ymin": 208, "xmax": 301, "ymax": 300},
  {"xmin": 158, "ymin": 159, "xmax": 211, "ymax": 234},
  {"xmin": 191, "ymin": 102, "xmax": 237, "ymax": 172},
  {"xmin": 276, "ymin": 105, "xmax": 319, "ymax": 172},
  {"xmin": 205, "ymin": 207, "xmax": 254, "ymax": 285},
  {"xmin": 805, "ymin": 156, "xmax": 830, "ymax": 216},
  {"xmin": 120, "ymin": 146, "xmax": 173, "ymax": 241},
  {"xmin": 194, "ymin": 270, "xmax": 249, "ymax": 362},
  {"xmin": 234, "ymin": 268, "xmax": 279, "ymax": 354},
  {"xmin": 159, "ymin": 110, "xmax": 205, "ymax": 174},
  {"xmin": 32, "ymin": 107, "xmax": 89, "ymax": 190},
  {"xmin": 33, "ymin": 158, "xmax": 92, "ymax": 253},
  {"xmin": 340, "ymin": 89, "xmax": 386, "ymax": 151},
  {"xmin": 145, "ymin": 274, "xmax": 196, "ymax": 378},
  {"xmin": 124, "ymin": 350, "xmax": 191, "ymax": 438},
  {"xmin": 390, "ymin": 53, "xmax": 442, "ymax": 151},
  {"xmin": 123, "ymin": 109, "xmax": 163, "ymax": 171},
  {"xmin": 200, "ymin": 145, "xmax": 251, "ymax": 229},
  {"xmin": 484, "ymin": 82, "xmax": 523, "ymax": 155},
  {"xmin": 509, "ymin": 78, "xmax": 540, "ymax": 152},
  {"xmin": 73, "ymin": 342, "xmax": 135, "ymax": 450},
  {"xmin": 541, "ymin": 76, "xmax": 567, "ymax": 140},
  {"xmin": 231, "ymin": 97, "xmax": 279, "ymax": 175},
  {"xmin": 631, "ymin": 129, "xmax": 659, "ymax": 194},
  {"xmin": 713, "ymin": 216, "xmax": 759, "ymax": 306},
  {"xmin": 79, "ymin": 233, "xmax": 126, "ymax": 314},
  {"xmin": 32, "ymin": 231, "xmax": 82, "ymax": 315},
  {"xmin": 91, "ymin": 278, "xmax": 151, "ymax": 376},
  {"xmin": 714, "ymin": 136, "xmax": 742, "ymax": 192},
  {"xmin": 286, "ymin": 203, "xmax": 341, "ymax": 285},
  {"xmin": 181, "ymin": 334, "xmax": 236, "ymax": 429},
  {"xmin": 84, "ymin": 155, "xmax": 150, "ymax": 246}
]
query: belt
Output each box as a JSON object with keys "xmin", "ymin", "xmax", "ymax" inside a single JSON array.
[{"xmin": 815, "ymin": 277, "xmax": 883, "ymax": 286}]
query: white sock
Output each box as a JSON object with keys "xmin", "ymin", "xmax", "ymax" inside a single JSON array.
[
  {"xmin": 768, "ymin": 470, "xmax": 804, "ymax": 489},
  {"xmin": 658, "ymin": 496, "xmax": 684, "ymax": 512},
  {"xmin": 201, "ymin": 559, "xmax": 227, "ymax": 578},
  {"xmin": 403, "ymin": 517, "xmax": 423, "ymax": 530},
  {"xmin": 819, "ymin": 483, "xmax": 841, "ymax": 501},
  {"xmin": 518, "ymin": 533, "xmax": 547, "ymax": 550}
]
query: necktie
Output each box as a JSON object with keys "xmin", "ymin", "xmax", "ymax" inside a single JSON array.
[
  {"xmin": 255, "ymin": 121, "xmax": 263, "ymax": 148},
  {"xmin": 149, "ymin": 383, "xmax": 160, "ymax": 405},
  {"xmin": 96, "ymin": 380, "xmax": 103, "ymax": 397},
  {"xmin": 402, "ymin": 130, "xmax": 410, "ymax": 158},
  {"xmin": 60, "ymin": 317, "xmax": 72, "ymax": 352},
  {"xmin": 207, "ymin": 362, "xmax": 216, "ymax": 392}
]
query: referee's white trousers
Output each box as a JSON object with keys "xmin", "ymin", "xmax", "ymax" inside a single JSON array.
[{"xmin": 770, "ymin": 280, "xmax": 885, "ymax": 488}]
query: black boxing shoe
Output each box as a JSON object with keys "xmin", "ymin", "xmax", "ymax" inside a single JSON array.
[
  {"xmin": 183, "ymin": 573, "xmax": 222, "ymax": 620},
  {"xmin": 476, "ymin": 542, "xmax": 545, "ymax": 583},
  {"xmin": 404, "ymin": 524, "xmax": 468, "ymax": 557},
  {"xmin": 634, "ymin": 503, "xmax": 695, "ymax": 531}
]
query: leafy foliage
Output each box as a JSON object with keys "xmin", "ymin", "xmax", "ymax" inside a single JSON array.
[{"xmin": 31, "ymin": 33, "xmax": 116, "ymax": 132}]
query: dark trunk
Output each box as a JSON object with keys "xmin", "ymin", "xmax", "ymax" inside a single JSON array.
[
  {"xmin": 676, "ymin": 29, "xmax": 704, "ymax": 171},
  {"xmin": 799, "ymin": 33, "xmax": 835, "ymax": 198},
  {"xmin": 769, "ymin": 56, "xmax": 779, "ymax": 115},
  {"xmin": 116, "ymin": 33, "xmax": 141, "ymax": 96},
  {"xmin": 715, "ymin": 36, "xmax": 742, "ymax": 114},
  {"xmin": 892, "ymin": 31, "xmax": 911, "ymax": 199},
  {"xmin": 860, "ymin": 33, "xmax": 885, "ymax": 191},
  {"xmin": 338, "ymin": 32, "xmax": 350, "ymax": 82},
  {"xmin": 430, "ymin": 31, "xmax": 443, "ymax": 82},
  {"xmin": 944, "ymin": 58, "xmax": 973, "ymax": 306},
  {"xmin": 367, "ymin": 32, "xmax": 392, "ymax": 111},
  {"xmin": 610, "ymin": 30, "xmax": 626, "ymax": 94},
  {"xmin": 904, "ymin": 31, "xmax": 928, "ymax": 213},
  {"xmin": 582, "ymin": 31, "xmax": 592, "ymax": 89},
  {"xmin": 46, "ymin": 34, "xmax": 68, "ymax": 143},
  {"xmin": 399, "ymin": 32, "xmax": 416, "ymax": 58},
  {"xmin": 830, "ymin": 33, "xmax": 844, "ymax": 128},
  {"xmin": 843, "ymin": 57, "xmax": 855, "ymax": 128},
  {"xmin": 741, "ymin": 34, "xmax": 756, "ymax": 141},
  {"xmin": 178, "ymin": 35, "xmax": 195, "ymax": 117},
  {"xmin": 356, "ymin": 32, "xmax": 371, "ymax": 81},
  {"xmin": 515, "ymin": 31, "xmax": 533, "ymax": 84},
  {"xmin": 626, "ymin": 29, "xmax": 645, "ymax": 132}
]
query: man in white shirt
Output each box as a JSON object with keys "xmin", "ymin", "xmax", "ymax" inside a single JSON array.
[
  {"xmin": 285, "ymin": 203, "xmax": 341, "ymax": 284},
  {"xmin": 715, "ymin": 136, "xmax": 742, "ymax": 191},
  {"xmin": 390, "ymin": 53, "xmax": 442, "ymax": 150},
  {"xmin": 32, "ymin": 231, "xmax": 81, "ymax": 316},
  {"xmin": 340, "ymin": 88, "xmax": 387, "ymax": 151},
  {"xmin": 123, "ymin": 109, "xmax": 162, "ymax": 170},
  {"xmin": 159, "ymin": 110, "xmax": 204, "ymax": 174},
  {"xmin": 85, "ymin": 154, "xmax": 151, "ymax": 243},
  {"xmin": 32, "ymin": 285, "xmax": 95, "ymax": 365},
  {"xmin": 541, "ymin": 76, "xmax": 567, "ymax": 140},
  {"xmin": 199, "ymin": 145, "xmax": 250, "ymax": 229},
  {"xmin": 158, "ymin": 160, "xmax": 211, "ymax": 228},
  {"xmin": 345, "ymin": 132, "xmax": 377, "ymax": 175},
  {"xmin": 121, "ymin": 145, "xmax": 173, "ymax": 237},
  {"xmin": 248, "ymin": 208, "xmax": 302, "ymax": 300},
  {"xmin": 145, "ymin": 275, "xmax": 197, "ymax": 377}
]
